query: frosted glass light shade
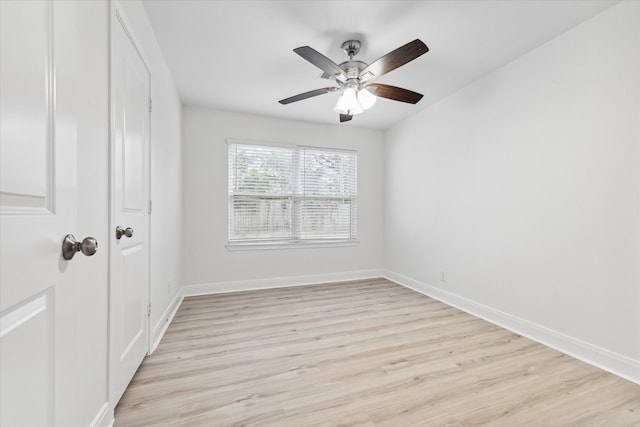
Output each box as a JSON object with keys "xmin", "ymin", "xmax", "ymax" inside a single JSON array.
[
  {"xmin": 333, "ymin": 94, "xmax": 349, "ymax": 114},
  {"xmin": 343, "ymin": 86, "xmax": 357, "ymax": 106},
  {"xmin": 357, "ymin": 88, "xmax": 377, "ymax": 110},
  {"xmin": 349, "ymin": 99, "xmax": 364, "ymax": 115}
]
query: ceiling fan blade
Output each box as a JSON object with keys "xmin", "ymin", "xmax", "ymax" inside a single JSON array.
[
  {"xmin": 294, "ymin": 46, "xmax": 347, "ymax": 81},
  {"xmin": 279, "ymin": 87, "xmax": 338, "ymax": 105},
  {"xmin": 340, "ymin": 114, "xmax": 353, "ymax": 122},
  {"xmin": 366, "ymin": 83, "xmax": 423, "ymax": 104},
  {"xmin": 359, "ymin": 39, "xmax": 428, "ymax": 82}
]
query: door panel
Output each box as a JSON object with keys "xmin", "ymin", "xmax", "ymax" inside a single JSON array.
[
  {"xmin": 123, "ymin": 60, "xmax": 147, "ymax": 211},
  {"xmin": 0, "ymin": 292, "xmax": 52, "ymax": 426},
  {"xmin": 0, "ymin": 0, "xmax": 60, "ymax": 311},
  {"xmin": 121, "ymin": 244, "xmax": 145, "ymax": 354},
  {"xmin": 0, "ymin": 0, "xmax": 50, "ymax": 210},
  {"xmin": 110, "ymin": 10, "xmax": 151, "ymax": 406}
]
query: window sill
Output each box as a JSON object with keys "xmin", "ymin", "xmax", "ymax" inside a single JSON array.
[{"xmin": 226, "ymin": 240, "xmax": 359, "ymax": 251}]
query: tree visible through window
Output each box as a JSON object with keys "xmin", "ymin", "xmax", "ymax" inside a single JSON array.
[{"xmin": 228, "ymin": 141, "xmax": 357, "ymax": 244}]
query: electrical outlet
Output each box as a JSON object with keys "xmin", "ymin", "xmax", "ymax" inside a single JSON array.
[{"xmin": 440, "ymin": 271, "xmax": 447, "ymax": 283}]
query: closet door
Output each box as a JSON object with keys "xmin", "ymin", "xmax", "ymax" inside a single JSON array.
[{"xmin": 109, "ymin": 9, "xmax": 151, "ymax": 407}]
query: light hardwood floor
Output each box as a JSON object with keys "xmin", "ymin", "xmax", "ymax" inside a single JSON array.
[{"xmin": 115, "ymin": 278, "xmax": 640, "ymax": 426}]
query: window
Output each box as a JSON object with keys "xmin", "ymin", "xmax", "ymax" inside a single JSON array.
[{"xmin": 228, "ymin": 141, "xmax": 357, "ymax": 245}]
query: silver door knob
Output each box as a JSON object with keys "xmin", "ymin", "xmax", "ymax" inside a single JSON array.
[
  {"xmin": 62, "ymin": 235, "xmax": 98, "ymax": 260},
  {"xmin": 115, "ymin": 226, "xmax": 134, "ymax": 240}
]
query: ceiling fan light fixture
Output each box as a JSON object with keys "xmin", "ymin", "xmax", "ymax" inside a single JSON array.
[{"xmin": 333, "ymin": 86, "xmax": 363, "ymax": 115}]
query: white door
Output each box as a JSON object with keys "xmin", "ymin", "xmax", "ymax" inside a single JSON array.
[
  {"xmin": 109, "ymin": 10, "xmax": 151, "ymax": 406},
  {"xmin": 0, "ymin": 1, "xmax": 89, "ymax": 425}
]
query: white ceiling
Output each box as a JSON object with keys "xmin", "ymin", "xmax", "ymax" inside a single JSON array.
[{"xmin": 142, "ymin": 0, "xmax": 618, "ymax": 130}]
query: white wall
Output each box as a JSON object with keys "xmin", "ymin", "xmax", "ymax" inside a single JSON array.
[
  {"xmin": 385, "ymin": 0, "xmax": 640, "ymax": 380},
  {"xmin": 114, "ymin": 1, "xmax": 184, "ymax": 346},
  {"xmin": 182, "ymin": 107, "xmax": 385, "ymax": 291}
]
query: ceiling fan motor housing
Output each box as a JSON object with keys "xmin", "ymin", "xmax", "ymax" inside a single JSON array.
[{"xmin": 339, "ymin": 60, "xmax": 367, "ymax": 80}]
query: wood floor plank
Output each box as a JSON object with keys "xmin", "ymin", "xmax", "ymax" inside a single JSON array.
[{"xmin": 115, "ymin": 278, "xmax": 640, "ymax": 426}]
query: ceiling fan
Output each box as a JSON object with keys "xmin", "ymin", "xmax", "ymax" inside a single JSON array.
[{"xmin": 279, "ymin": 39, "xmax": 429, "ymax": 122}]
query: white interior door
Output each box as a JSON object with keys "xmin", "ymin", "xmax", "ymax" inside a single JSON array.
[
  {"xmin": 0, "ymin": 1, "xmax": 82, "ymax": 425},
  {"xmin": 110, "ymin": 10, "xmax": 151, "ymax": 406}
]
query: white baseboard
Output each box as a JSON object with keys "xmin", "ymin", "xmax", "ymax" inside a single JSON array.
[
  {"xmin": 150, "ymin": 290, "xmax": 184, "ymax": 354},
  {"xmin": 89, "ymin": 402, "xmax": 112, "ymax": 427},
  {"xmin": 183, "ymin": 269, "xmax": 384, "ymax": 297},
  {"xmin": 384, "ymin": 270, "xmax": 640, "ymax": 385}
]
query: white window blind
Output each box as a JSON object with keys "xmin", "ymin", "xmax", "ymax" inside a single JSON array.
[
  {"xmin": 228, "ymin": 144, "xmax": 295, "ymax": 241},
  {"xmin": 228, "ymin": 142, "xmax": 357, "ymax": 244},
  {"xmin": 298, "ymin": 147, "xmax": 357, "ymax": 239}
]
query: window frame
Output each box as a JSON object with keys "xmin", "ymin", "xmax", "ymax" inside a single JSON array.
[{"xmin": 226, "ymin": 139, "xmax": 358, "ymax": 249}]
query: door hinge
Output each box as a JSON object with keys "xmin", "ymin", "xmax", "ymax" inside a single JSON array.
[
  {"xmin": 148, "ymin": 200, "xmax": 152, "ymax": 214},
  {"xmin": 148, "ymin": 97, "xmax": 152, "ymax": 112},
  {"xmin": 148, "ymin": 303, "xmax": 151, "ymax": 317}
]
